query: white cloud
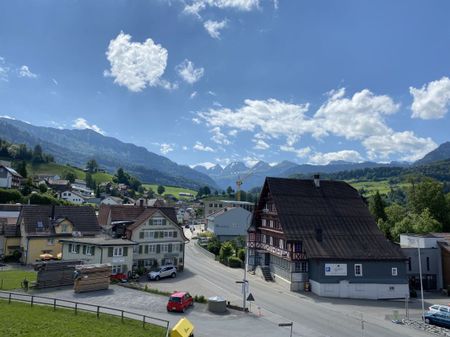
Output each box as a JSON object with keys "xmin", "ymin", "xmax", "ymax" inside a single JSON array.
[
  {"xmin": 253, "ymin": 139, "xmax": 270, "ymax": 150},
  {"xmin": 207, "ymin": 90, "xmax": 217, "ymax": 96},
  {"xmin": 190, "ymin": 91, "xmax": 198, "ymax": 99},
  {"xmin": 410, "ymin": 77, "xmax": 450, "ymax": 119},
  {"xmin": 0, "ymin": 115, "xmax": 15, "ymax": 120},
  {"xmin": 160, "ymin": 143, "xmax": 174, "ymax": 154},
  {"xmin": 0, "ymin": 57, "xmax": 9, "ymax": 82},
  {"xmin": 243, "ymin": 156, "xmax": 260, "ymax": 167},
  {"xmin": 191, "ymin": 161, "xmax": 216, "ymax": 169},
  {"xmin": 197, "ymin": 98, "xmax": 313, "ymax": 143},
  {"xmin": 192, "ymin": 117, "xmax": 201, "ymax": 124},
  {"xmin": 228, "ymin": 129, "xmax": 238, "ymax": 136},
  {"xmin": 176, "ymin": 59, "xmax": 204, "ymax": 84},
  {"xmin": 184, "ymin": 0, "xmax": 259, "ymax": 16},
  {"xmin": 363, "ymin": 131, "xmax": 437, "ymax": 162},
  {"xmin": 72, "ymin": 118, "xmax": 105, "ymax": 135},
  {"xmin": 193, "ymin": 141, "xmax": 215, "ymax": 152},
  {"xmin": 210, "ymin": 127, "xmax": 231, "ymax": 145},
  {"xmin": 104, "ymin": 32, "xmax": 170, "ymax": 92},
  {"xmin": 308, "ymin": 150, "xmax": 364, "ymax": 165},
  {"xmin": 314, "ymin": 88, "xmax": 399, "ymax": 140},
  {"xmin": 279, "ymin": 145, "xmax": 311, "ymax": 158},
  {"xmin": 204, "ymin": 20, "xmax": 228, "ymax": 39},
  {"xmin": 182, "ymin": 145, "xmax": 189, "ymax": 150},
  {"xmin": 19, "ymin": 65, "xmax": 37, "ymax": 78}
]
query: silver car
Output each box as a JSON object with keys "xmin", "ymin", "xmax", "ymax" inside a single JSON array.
[{"xmin": 147, "ymin": 265, "xmax": 177, "ymax": 281}]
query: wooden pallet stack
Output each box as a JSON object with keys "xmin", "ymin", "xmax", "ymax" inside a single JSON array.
[
  {"xmin": 34, "ymin": 260, "xmax": 83, "ymax": 289},
  {"xmin": 73, "ymin": 264, "xmax": 111, "ymax": 293}
]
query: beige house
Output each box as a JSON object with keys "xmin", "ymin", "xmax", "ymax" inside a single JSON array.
[
  {"xmin": 18, "ymin": 205, "xmax": 100, "ymax": 264},
  {"xmin": 60, "ymin": 237, "xmax": 137, "ymax": 275},
  {"xmin": 98, "ymin": 205, "xmax": 188, "ymax": 271}
]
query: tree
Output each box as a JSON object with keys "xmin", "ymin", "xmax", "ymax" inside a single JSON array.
[
  {"xmin": 377, "ymin": 203, "xmax": 407, "ymax": 240},
  {"xmin": 129, "ymin": 176, "xmax": 142, "ymax": 191},
  {"xmin": 203, "ymin": 186, "xmax": 211, "ymax": 196},
  {"xmin": 16, "ymin": 161, "xmax": 27, "ymax": 178},
  {"xmin": 226, "ymin": 186, "xmax": 234, "ymax": 196},
  {"xmin": 86, "ymin": 159, "xmax": 98, "ymax": 173},
  {"xmin": 369, "ymin": 191, "xmax": 387, "ymax": 222},
  {"xmin": 157, "ymin": 185, "xmax": 165, "ymax": 195},
  {"xmin": 32, "ymin": 144, "xmax": 44, "ymax": 163},
  {"xmin": 207, "ymin": 236, "xmax": 221, "ymax": 255},
  {"xmin": 408, "ymin": 178, "xmax": 450, "ymax": 230},
  {"xmin": 38, "ymin": 183, "xmax": 48, "ymax": 193},
  {"xmin": 0, "ymin": 188, "xmax": 23, "ymax": 203},
  {"xmin": 219, "ymin": 241, "xmax": 234, "ymax": 264},
  {"xmin": 64, "ymin": 172, "xmax": 76, "ymax": 183},
  {"xmin": 390, "ymin": 208, "xmax": 442, "ymax": 241}
]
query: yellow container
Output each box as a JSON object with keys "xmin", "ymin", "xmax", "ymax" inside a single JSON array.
[{"xmin": 170, "ymin": 317, "xmax": 195, "ymax": 337}]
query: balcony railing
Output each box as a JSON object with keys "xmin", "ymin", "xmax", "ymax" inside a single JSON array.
[{"xmin": 247, "ymin": 241, "xmax": 307, "ymax": 261}]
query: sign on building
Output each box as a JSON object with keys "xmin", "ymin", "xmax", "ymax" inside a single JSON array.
[{"xmin": 325, "ymin": 263, "xmax": 347, "ymax": 276}]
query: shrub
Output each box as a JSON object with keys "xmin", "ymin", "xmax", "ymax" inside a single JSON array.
[
  {"xmin": 228, "ymin": 256, "xmax": 243, "ymax": 268},
  {"xmin": 0, "ymin": 188, "xmax": 23, "ymax": 203},
  {"xmin": 219, "ymin": 242, "xmax": 234, "ymax": 262},
  {"xmin": 237, "ymin": 248, "xmax": 245, "ymax": 262}
]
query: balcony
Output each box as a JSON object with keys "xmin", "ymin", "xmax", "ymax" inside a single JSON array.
[{"xmin": 247, "ymin": 241, "xmax": 307, "ymax": 261}]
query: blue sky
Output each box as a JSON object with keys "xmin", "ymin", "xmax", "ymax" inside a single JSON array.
[{"xmin": 1, "ymin": 0, "xmax": 450, "ymax": 168}]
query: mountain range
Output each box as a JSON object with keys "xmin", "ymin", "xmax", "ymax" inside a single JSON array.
[
  {"xmin": 2, "ymin": 117, "xmax": 449, "ymax": 192},
  {"xmin": 0, "ymin": 118, "xmax": 216, "ymax": 190}
]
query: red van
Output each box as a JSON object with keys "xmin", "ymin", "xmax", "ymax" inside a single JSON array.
[{"xmin": 167, "ymin": 291, "xmax": 193, "ymax": 313}]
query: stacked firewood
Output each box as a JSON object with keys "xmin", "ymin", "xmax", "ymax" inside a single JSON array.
[{"xmin": 73, "ymin": 264, "xmax": 111, "ymax": 293}]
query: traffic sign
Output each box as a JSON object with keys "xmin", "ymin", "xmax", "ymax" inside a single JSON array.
[{"xmin": 247, "ymin": 293, "xmax": 255, "ymax": 301}]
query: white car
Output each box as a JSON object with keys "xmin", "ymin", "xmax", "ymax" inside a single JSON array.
[
  {"xmin": 147, "ymin": 265, "xmax": 177, "ymax": 281},
  {"xmin": 429, "ymin": 305, "xmax": 450, "ymax": 314}
]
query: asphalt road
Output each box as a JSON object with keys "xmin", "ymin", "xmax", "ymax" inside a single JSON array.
[{"xmin": 183, "ymin": 234, "xmax": 430, "ymax": 337}]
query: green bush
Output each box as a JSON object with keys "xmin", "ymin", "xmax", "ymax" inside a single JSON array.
[
  {"xmin": 228, "ymin": 256, "xmax": 243, "ymax": 268},
  {"xmin": 237, "ymin": 248, "xmax": 245, "ymax": 262},
  {"xmin": 0, "ymin": 188, "xmax": 23, "ymax": 203},
  {"xmin": 219, "ymin": 242, "xmax": 235, "ymax": 262}
]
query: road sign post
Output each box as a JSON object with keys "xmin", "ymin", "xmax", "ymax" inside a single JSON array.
[{"xmin": 278, "ymin": 322, "xmax": 293, "ymax": 337}]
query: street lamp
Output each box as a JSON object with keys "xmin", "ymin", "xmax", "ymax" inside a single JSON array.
[
  {"xmin": 416, "ymin": 238, "xmax": 425, "ymax": 321},
  {"xmin": 278, "ymin": 322, "xmax": 293, "ymax": 337}
]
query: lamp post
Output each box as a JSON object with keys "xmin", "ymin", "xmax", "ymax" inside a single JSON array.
[
  {"xmin": 278, "ymin": 322, "xmax": 293, "ymax": 337},
  {"xmin": 417, "ymin": 238, "xmax": 425, "ymax": 320}
]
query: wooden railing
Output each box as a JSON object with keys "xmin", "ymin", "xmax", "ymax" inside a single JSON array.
[{"xmin": 247, "ymin": 241, "xmax": 307, "ymax": 261}]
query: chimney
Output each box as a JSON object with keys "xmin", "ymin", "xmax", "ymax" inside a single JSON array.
[
  {"xmin": 313, "ymin": 174, "xmax": 320, "ymax": 188},
  {"xmin": 139, "ymin": 199, "xmax": 144, "ymax": 207}
]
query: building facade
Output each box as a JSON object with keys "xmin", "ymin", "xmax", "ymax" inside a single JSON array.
[
  {"xmin": 206, "ymin": 207, "xmax": 252, "ymax": 242},
  {"xmin": 18, "ymin": 205, "xmax": 100, "ymax": 264},
  {"xmin": 60, "ymin": 237, "xmax": 136, "ymax": 275},
  {"xmin": 204, "ymin": 199, "xmax": 254, "ymax": 217},
  {"xmin": 98, "ymin": 205, "xmax": 188, "ymax": 271},
  {"xmin": 0, "ymin": 165, "xmax": 22, "ymax": 189},
  {"xmin": 0, "ymin": 205, "xmax": 22, "ymax": 256},
  {"xmin": 248, "ymin": 177, "xmax": 408, "ymax": 299},
  {"xmin": 60, "ymin": 190, "xmax": 86, "ymax": 204}
]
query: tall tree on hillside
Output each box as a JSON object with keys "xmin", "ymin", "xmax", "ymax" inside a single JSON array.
[
  {"xmin": 16, "ymin": 161, "xmax": 27, "ymax": 178},
  {"xmin": 85, "ymin": 172, "xmax": 94, "ymax": 189},
  {"xmin": 157, "ymin": 185, "xmax": 165, "ymax": 195},
  {"xmin": 390, "ymin": 208, "xmax": 442, "ymax": 241},
  {"xmin": 86, "ymin": 159, "xmax": 98, "ymax": 173},
  {"xmin": 115, "ymin": 168, "xmax": 129, "ymax": 185},
  {"xmin": 32, "ymin": 144, "xmax": 44, "ymax": 163},
  {"xmin": 226, "ymin": 186, "xmax": 234, "ymax": 196},
  {"xmin": 64, "ymin": 172, "xmax": 76, "ymax": 183},
  {"xmin": 369, "ymin": 191, "xmax": 387, "ymax": 222}
]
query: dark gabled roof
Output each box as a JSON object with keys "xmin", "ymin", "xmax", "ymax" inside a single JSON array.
[
  {"xmin": 19, "ymin": 205, "xmax": 100, "ymax": 236},
  {"xmin": 4, "ymin": 224, "xmax": 20, "ymax": 237},
  {"xmin": 98, "ymin": 204, "xmax": 147, "ymax": 226},
  {"xmin": 263, "ymin": 177, "xmax": 405, "ymax": 260}
]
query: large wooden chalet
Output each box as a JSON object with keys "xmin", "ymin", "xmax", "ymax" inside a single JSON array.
[{"xmin": 248, "ymin": 176, "xmax": 408, "ymax": 299}]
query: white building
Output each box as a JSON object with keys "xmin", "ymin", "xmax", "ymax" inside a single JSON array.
[
  {"xmin": 60, "ymin": 237, "xmax": 137, "ymax": 275},
  {"xmin": 60, "ymin": 190, "xmax": 86, "ymax": 204},
  {"xmin": 207, "ymin": 207, "xmax": 252, "ymax": 242},
  {"xmin": 0, "ymin": 165, "xmax": 22, "ymax": 189},
  {"xmin": 101, "ymin": 196, "xmax": 124, "ymax": 205}
]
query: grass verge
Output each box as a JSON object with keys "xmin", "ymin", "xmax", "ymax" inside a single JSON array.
[
  {"xmin": 0, "ymin": 299, "xmax": 166, "ymax": 337},
  {"xmin": 0, "ymin": 269, "xmax": 37, "ymax": 290}
]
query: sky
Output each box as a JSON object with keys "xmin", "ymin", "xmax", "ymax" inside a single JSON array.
[{"xmin": 0, "ymin": 0, "xmax": 450, "ymax": 169}]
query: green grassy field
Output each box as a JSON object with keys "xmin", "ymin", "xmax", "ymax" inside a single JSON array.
[
  {"xmin": 27, "ymin": 163, "xmax": 113, "ymax": 183},
  {"xmin": 347, "ymin": 179, "xmax": 410, "ymax": 196},
  {"xmin": 143, "ymin": 184, "xmax": 198, "ymax": 199},
  {"xmin": 0, "ymin": 300, "xmax": 166, "ymax": 337},
  {"xmin": 0, "ymin": 269, "xmax": 37, "ymax": 290}
]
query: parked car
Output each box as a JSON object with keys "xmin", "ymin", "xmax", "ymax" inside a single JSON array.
[
  {"xmin": 147, "ymin": 265, "xmax": 177, "ymax": 281},
  {"xmin": 428, "ymin": 305, "xmax": 450, "ymax": 314},
  {"xmin": 110, "ymin": 273, "xmax": 128, "ymax": 282},
  {"xmin": 167, "ymin": 291, "xmax": 193, "ymax": 312},
  {"xmin": 424, "ymin": 310, "xmax": 450, "ymax": 328}
]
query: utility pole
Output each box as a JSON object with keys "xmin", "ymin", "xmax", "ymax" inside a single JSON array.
[{"xmin": 417, "ymin": 238, "xmax": 425, "ymax": 320}]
